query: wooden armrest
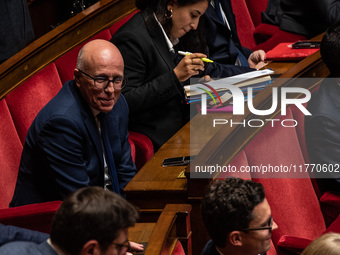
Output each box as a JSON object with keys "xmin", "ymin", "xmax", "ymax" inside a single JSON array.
[
  {"xmin": 145, "ymin": 204, "xmax": 192, "ymax": 255},
  {"xmin": 0, "ymin": 0, "xmax": 136, "ymax": 100}
]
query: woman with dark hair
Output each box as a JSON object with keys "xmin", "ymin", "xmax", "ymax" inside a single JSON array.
[{"xmin": 111, "ymin": 0, "xmax": 250, "ymax": 150}]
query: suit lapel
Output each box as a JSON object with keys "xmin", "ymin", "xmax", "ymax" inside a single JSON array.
[
  {"xmin": 206, "ymin": 3, "xmax": 225, "ymax": 26},
  {"xmin": 143, "ymin": 12, "xmax": 176, "ymax": 70},
  {"xmin": 84, "ymin": 115, "xmax": 104, "ymax": 168},
  {"xmin": 71, "ymin": 84, "xmax": 105, "ymax": 169}
]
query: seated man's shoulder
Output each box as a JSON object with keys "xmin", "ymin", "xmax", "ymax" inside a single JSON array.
[
  {"xmin": 0, "ymin": 241, "xmax": 55, "ymax": 255},
  {"xmin": 201, "ymin": 240, "xmax": 220, "ymax": 255}
]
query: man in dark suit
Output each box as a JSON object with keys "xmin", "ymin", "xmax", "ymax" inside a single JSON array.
[
  {"xmin": 0, "ymin": 0, "xmax": 34, "ymax": 63},
  {"xmin": 1, "ymin": 187, "xmax": 143, "ymax": 255},
  {"xmin": 204, "ymin": 0, "xmax": 266, "ymax": 72},
  {"xmin": 10, "ymin": 39, "xmax": 136, "ymax": 207},
  {"xmin": 201, "ymin": 178, "xmax": 278, "ymax": 255},
  {"xmin": 305, "ymin": 23, "xmax": 340, "ymax": 193}
]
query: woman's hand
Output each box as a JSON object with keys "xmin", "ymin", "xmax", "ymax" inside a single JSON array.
[{"xmin": 174, "ymin": 53, "xmax": 206, "ymax": 82}]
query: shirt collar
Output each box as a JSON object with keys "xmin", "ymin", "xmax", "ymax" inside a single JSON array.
[
  {"xmin": 91, "ymin": 107, "xmax": 100, "ymax": 118},
  {"xmin": 47, "ymin": 238, "xmax": 65, "ymax": 255},
  {"xmin": 153, "ymin": 13, "xmax": 179, "ymax": 53}
]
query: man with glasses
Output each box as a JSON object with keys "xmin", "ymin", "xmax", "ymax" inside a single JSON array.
[
  {"xmin": 1, "ymin": 186, "xmax": 144, "ymax": 254},
  {"xmin": 201, "ymin": 177, "xmax": 278, "ymax": 255},
  {"xmin": 10, "ymin": 39, "xmax": 137, "ymax": 207}
]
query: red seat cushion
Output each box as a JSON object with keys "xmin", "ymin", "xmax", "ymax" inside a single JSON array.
[
  {"xmin": 128, "ymin": 131, "xmax": 154, "ymax": 170},
  {"xmin": 0, "ymin": 201, "xmax": 62, "ymax": 233},
  {"xmin": 5, "ymin": 63, "xmax": 62, "ymax": 144}
]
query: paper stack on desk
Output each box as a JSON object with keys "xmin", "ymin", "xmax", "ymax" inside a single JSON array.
[{"xmin": 185, "ymin": 69, "xmax": 274, "ymax": 106}]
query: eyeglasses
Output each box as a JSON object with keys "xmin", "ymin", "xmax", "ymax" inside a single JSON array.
[
  {"xmin": 78, "ymin": 69, "xmax": 126, "ymax": 90},
  {"xmin": 240, "ymin": 217, "xmax": 273, "ymax": 233},
  {"xmin": 112, "ymin": 240, "xmax": 130, "ymax": 253}
]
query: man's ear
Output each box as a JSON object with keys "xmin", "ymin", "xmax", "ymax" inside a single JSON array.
[
  {"xmin": 74, "ymin": 69, "xmax": 81, "ymax": 87},
  {"xmin": 229, "ymin": 231, "xmax": 243, "ymax": 247},
  {"xmin": 80, "ymin": 240, "xmax": 101, "ymax": 255}
]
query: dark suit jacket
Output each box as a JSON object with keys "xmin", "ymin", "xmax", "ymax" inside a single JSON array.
[
  {"xmin": 265, "ymin": 0, "xmax": 340, "ymax": 38},
  {"xmin": 0, "ymin": 0, "xmax": 34, "ymax": 63},
  {"xmin": 111, "ymin": 11, "xmax": 190, "ymax": 150},
  {"xmin": 0, "ymin": 240, "xmax": 57, "ymax": 255},
  {"xmin": 204, "ymin": 0, "xmax": 253, "ymax": 69},
  {"xmin": 111, "ymin": 10, "xmax": 253, "ymax": 150},
  {"xmin": 10, "ymin": 80, "xmax": 136, "ymax": 206},
  {"xmin": 0, "ymin": 223, "xmax": 48, "ymax": 247},
  {"xmin": 305, "ymin": 78, "xmax": 340, "ymax": 192}
]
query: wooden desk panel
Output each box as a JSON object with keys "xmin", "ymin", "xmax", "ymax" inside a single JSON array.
[
  {"xmin": 124, "ymin": 49, "xmax": 329, "ymax": 253},
  {"xmin": 124, "ymin": 113, "xmax": 227, "ymax": 209},
  {"xmin": 129, "ymin": 223, "xmax": 155, "ymax": 243}
]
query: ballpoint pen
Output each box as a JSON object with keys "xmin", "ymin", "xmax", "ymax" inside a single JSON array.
[{"xmin": 178, "ymin": 51, "xmax": 214, "ymax": 63}]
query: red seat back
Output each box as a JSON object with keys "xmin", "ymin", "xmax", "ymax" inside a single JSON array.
[{"xmin": 0, "ymin": 100, "xmax": 23, "ymax": 208}]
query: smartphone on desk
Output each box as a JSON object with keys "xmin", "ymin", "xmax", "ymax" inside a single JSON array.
[
  {"xmin": 292, "ymin": 41, "xmax": 320, "ymax": 49},
  {"xmin": 162, "ymin": 156, "xmax": 195, "ymax": 167}
]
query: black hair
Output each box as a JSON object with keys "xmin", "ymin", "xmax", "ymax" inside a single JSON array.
[
  {"xmin": 136, "ymin": 0, "xmax": 208, "ymax": 53},
  {"xmin": 201, "ymin": 178, "xmax": 265, "ymax": 248}
]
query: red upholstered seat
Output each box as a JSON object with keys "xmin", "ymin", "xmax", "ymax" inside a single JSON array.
[
  {"xmin": 230, "ymin": 0, "xmax": 256, "ymax": 50},
  {"xmin": 128, "ymin": 131, "xmax": 154, "ymax": 170},
  {"xmin": 55, "ymin": 29, "xmax": 112, "ymax": 84},
  {"xmin": 0, "ymin": 100, "xmax": 23, "ymax": 209},
  {"xmin": 228, "ymin": 108, "xmax": 340, "ymax": 254},
  {"xmin": 0, "ymin": 201, "xmax": 62, "ymax": 233},
  {"xmin": 245, "ymin": 0, "xmax": 268, "ymax": 27},
  {"xmin": 231, "ymin": 0, "xmax": 307, "ymax": 52},
  {"xmin": 6, "ymin": 63, "xmax": 63, "ymax": 144}
]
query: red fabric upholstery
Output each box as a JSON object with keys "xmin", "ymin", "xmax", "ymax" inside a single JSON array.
[
  {"xmin": 320, "ymin": 192, "xmax": 340, "ymax": 227},
  {"xmin": 245, "ymin": 0, "xmax": 268, "ymax": 27},
  {"xmin": 172, "ymin": 240, "xmax": 186, "ymax": 255},
  {"xmin": 6, "ymin": 63, "xmax": 63, "ymax": 144},
  {"xmin": 0, "ymin": 201, "xmax": 62, "ymax": 233},
  {"xmin": 129, "ymin": 138, "xmax": 136, "ymax": 163},
  {"xmin": 128, "ymin": 131, "xmax": 154, "ymax": 170},
  {"xmin": 290, "ymin": 104, "xmax": 310, "ymax": 165},
  {"xmin": 55, "ymin": 29, "xmax": 112, "ymax": 84},
  {"xmin": 230, "ymin": 0, "xmax": 257, "ymax": 49},
  {"xmin": 245, "ymin": 109, "xmax": 306, "ymax": 178},
  {"xmin": 218, "ymin": 150, "xmax": 251, "ymax": 179},
  {"xmin": 254, "ymin": 23, "xmax": 281, "ymax": 45},
  {"xmin": 240, "ymin": 110, "xmax": 325, "ymax": 249},
  {"xmin": 253, "ymin": 25, "xmax": 307, "ymax": 52},
  {"xmin": 324, "ymin": 214, "xmax": 340, "ymax": 234},
  {"xmin": 0, "ymin": 100, "xmax": 23, "ymax": 209},
  {"xmin": 277, "ymin": 235, "xmax": 313, "ymax": 255},
  {"xmin": 229, "ymin": 0, "xmax": 308, "ymax": 51}
]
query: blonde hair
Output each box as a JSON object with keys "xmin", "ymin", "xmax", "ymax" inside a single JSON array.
[{"xmin": 301, "ymin": 233, "xmax": 340, "ymax": 255}]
